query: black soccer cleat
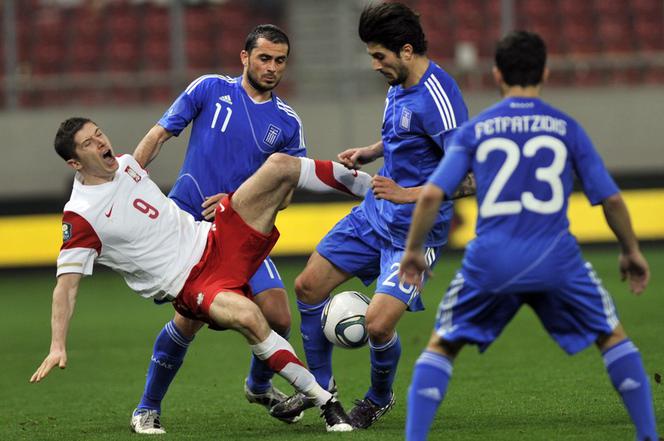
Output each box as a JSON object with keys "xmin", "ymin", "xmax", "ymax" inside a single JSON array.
[
  {"xmin": 320, "ymin": 398, "xmax": 353, "ymax": 432},
  {"xmin": 269, "ymin": 378, "xmax": 337, "ymax": 422},
  {"xmin": 348, "ymin": 393, "xmax": 395, "ymax": 429}
]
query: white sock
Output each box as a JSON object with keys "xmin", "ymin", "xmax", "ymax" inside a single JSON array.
[
  {"xmin": 251, "ymin": 331, "xmax": 332, "ymax": 406},
  {"xmin": 297, "ymin": 157, "xmax": 371, "ymax": 198}
]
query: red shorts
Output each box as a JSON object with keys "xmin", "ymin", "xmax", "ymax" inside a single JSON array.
[{"xmin": 173, "ymin": 194, "xmax": 279, "ymax": 329}]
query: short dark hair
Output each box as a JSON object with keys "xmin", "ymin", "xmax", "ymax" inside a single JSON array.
[
  {"xmin": 358, "ymin": 2, "xmax": 427, "ymax": 55},
  {"xmin": 245, "ymin": 24, "xmax": 290, "ymax": 56},
  {"xmin": 54, "ymin": 117, "xmax": 92, "ymax": 161},
  {"xmin": 495, "ymin": 31, "xmax": 547, "ymax": 87}
]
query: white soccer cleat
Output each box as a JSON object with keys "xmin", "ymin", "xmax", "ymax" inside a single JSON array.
[{"xmin": 130, "ymin": 408, "xmax": 166, "ymax": 435}]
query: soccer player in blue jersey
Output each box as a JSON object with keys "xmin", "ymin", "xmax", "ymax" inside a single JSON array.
[
  {"xmin": 399, "ymin": 31, "xmax": 659, "ymax": 441},
  {"xmin": 270, "ymin": 2, "xmax": 471, "ymax": 429},
  {"xmin": 128, "ymin": 24, "xmax": 370, "ymax": 434}
]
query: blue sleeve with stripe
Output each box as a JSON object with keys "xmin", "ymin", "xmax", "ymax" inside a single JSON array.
[
  {"xmin": 423, "ymin": 83, "xmax": 469, "ymax": 152},
  {"xmin": 158, "ymin": 77, "xmax": 207, "ymax": 136}
]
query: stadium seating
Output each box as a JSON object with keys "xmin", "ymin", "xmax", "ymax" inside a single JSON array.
[{"xmin": 1, "ymin": 0, "xmax": 662, "ymax": 108}]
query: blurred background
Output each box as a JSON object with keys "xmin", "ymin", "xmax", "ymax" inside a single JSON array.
[{"xmin": 1, "ymin": 0, "xmax": 663, "ymax": 266}]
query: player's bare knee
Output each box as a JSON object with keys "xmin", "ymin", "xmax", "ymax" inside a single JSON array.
[
  {"xmin": 365, "ymin": 319, "xmax": 394, "ymax": 344},
  {"xmin": 265, "ymin": 153, "xmax": 298, "ymax": 184},
  {"xmin": 294, "ymin": 273, "xmax": 326, "ymax": 304},
  {"xmin": 425, "ymin": 332, "xmax": 461, "ymax": 359},
  {"xmin": 596, "ymin": 324, "xmax": 628, "ymax": 351},
  {"xmin": 172, "ymin": 313, "xmax": 204, "ymax": 339},
  {"xmin": 266, "ymin": 313, "xmax": 291, "ymax": 336}
]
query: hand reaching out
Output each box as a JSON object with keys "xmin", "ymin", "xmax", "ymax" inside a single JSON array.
[{"xmin": 201, "ymin": 193, "xmax": 227, "ymax": 220}]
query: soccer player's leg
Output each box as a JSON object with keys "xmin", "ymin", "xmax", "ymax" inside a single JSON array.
[
  {"xmin": 244, "ymin": 258, "xmax": 295, "ymax": 421},
  {"xmin": 272, "ymin": 213, "xmax": 381, "ymax": 421},
  {"xmin": 131, "ymin": 312, "xmax": 204, "ymax": 434},
  {"xmin": 206, "ymin": 291, "xmax": 352, "ymax": 432},
  {"xmin": 350, "ymin": 244, "xmax": 440, "ymax": 429},
  {"xmin": 230, "ymin": 153, "xmax": 372, "ymax": 235},
  {"xmin": 535, "ymin": 261, "xmax": 658, "ymax": 440},
  {"xmin": 406, "ymin": 272, "xmax": 519, "ymax": 441}
]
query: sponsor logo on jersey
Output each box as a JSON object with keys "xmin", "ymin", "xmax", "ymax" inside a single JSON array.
[
  {"xmin": 400, "ymin": 107, "xmax": 412, "ymax": 130},
  {"xmin": 263, "ymin": 124, "xmax": 281, "ymax": 147},
  {"xmin": 219, "ymin": 95, "xmax": 233, "ymax": 105},
  {"xmin": 196, "ymin": 292, "xmax": 204, "ymax": 306},
  {"xmin": 62, "ymin": 223, "xmax": 72, "ymax": 242},
  {"xmin": 104, "ymin": 204, "xmax": 114, "ymax": 218},
  {"xmin": 124, "ymin": 166, "xmax": 141, "ymax": 182}
]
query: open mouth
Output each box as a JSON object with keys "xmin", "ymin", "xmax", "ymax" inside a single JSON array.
[{"xmin": 102, "ymin": 150, "xmax": 113, "ymax": 159}]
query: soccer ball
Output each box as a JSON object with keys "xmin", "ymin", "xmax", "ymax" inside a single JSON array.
[{"xmin": 321, "ymin": 291, "xmax": 371, "ymax": 349}]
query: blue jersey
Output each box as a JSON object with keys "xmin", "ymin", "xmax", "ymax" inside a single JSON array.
[
  {"xmin": 159, "ymin": 74, "xmax": 306, "ymax": 219},
  {"xmin": 429, "ymin": 97, "xmax": 619, "ymax": 291},
  {"xmin": 360, "ymin": 61, "xmax": 468, "ymax": 248}
]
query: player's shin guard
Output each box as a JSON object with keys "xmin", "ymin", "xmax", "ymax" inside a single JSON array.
[
  {"xmin": 296, "ymin": 157, "xmax": 371, "ymax": 198},
  {"xmin": 251, "ymin": 330, "xmax": 332, "ymax": 406},
  {"xmin": 298, "ymin": 299, "xmax": 334, "ymax": 389},
  {"xmin": 406, "ymin": 351, "xmax": 453, "ymax": 441},
  {"xmin": 602, "ymin": 339, "xmax": 658, "ymax": 441},
  {"xmin": 247, "ymin": 328, "xmax": 291, "ymax": 393},
  {"xmin": 367, "ymin": 333, "xmax": 401, "ymax": 406},
  {"xmin": 137, "ymin": 320, "xmax": 193, "ymax": 412}
]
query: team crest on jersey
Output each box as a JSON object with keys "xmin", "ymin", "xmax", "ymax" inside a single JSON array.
[
  {"xmin": 124, "ymin": 166, "xmax": 141, "ymax": 182},
  {"xmin": 400, "ymin": 107, "xmax": 412, "ymax": 130},
  {"xmin": 62, "ymin": 223, "xmax": 72, "ymax": 242},
  {"xmin": 263, "ymin": 124, "xmax": 281, "ymax": 147}
]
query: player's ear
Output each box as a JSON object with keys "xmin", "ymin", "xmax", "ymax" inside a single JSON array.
[
  {"xmin": 399, "ymin": 44, "xmax": 414, "ymax": 61},
  {"xmin": 542, "ymin": 67, "xmax": 550, "ymax": 84},
  {"xmin": 240, "ymin": 50, "xmax": 249, "ymax": 67},
  {"xmin": 492, "ymin": 66, "xmax": 502, "ymax": 85},
  {"xmin": 66, "ymin": 158, "xmax": 82, "ymax": 171}
]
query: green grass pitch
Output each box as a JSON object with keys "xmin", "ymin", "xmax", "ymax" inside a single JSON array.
[{"xmin": 2, "ymin": 247, "xmax": 662, "ymax": 440}]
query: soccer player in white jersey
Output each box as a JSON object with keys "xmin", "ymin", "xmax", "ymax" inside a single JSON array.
[
  {"xmin": 29, "ymin": 117, "xmax": 375, "ymax": 433},
  {"xmin": 271, "ymin": 2, "xmax": 472, "ymax": 429},
  {"xmin": 129, "ymin": 25, "xmax": 317, "ymax": 432},
  {"xmin": 400, "ymin": 31, "xmax": 658, "ymax": 440}
]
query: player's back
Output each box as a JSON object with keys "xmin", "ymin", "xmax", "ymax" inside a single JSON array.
[{"xmin": 452, "ymin": 97, "xmax": 619, "ymax": 292}]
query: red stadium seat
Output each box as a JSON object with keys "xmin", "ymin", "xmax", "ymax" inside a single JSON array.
[
  {"xmin": 593, "ymin": 0, "xmax": 629, "ymax": 19},
  {"xmin": 143, "ymin": 38, "xmax": 171, "ymax": 71},
  {"xmin": 107, "ymin": 38, "xmax": 140, "ymax": 73},
  {"xmin": 562, "ymin": 18, "xmax": 600, "ymax": 55},
  {"xmin": 598, "ymin": 16, "xmax": 635, "ymax": 53},
  {"xmin": 633, "ymin": 17, "xmax": 663, "ymax": 52}
]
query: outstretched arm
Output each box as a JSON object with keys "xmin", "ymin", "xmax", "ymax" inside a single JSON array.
[
  {"xmin": 399, "ymin": 184, "xmax": 446, "ymax": 288},
  {"xmin": 133, "ymin": 124, "xmax": 173, "ymax": 168},
  {"xmin": 337, "ymin": 141, "xmax": 384, "ymax": 170},
  {"xmin": 30, "ymin": 273, "xmax": 82, "ymax": 383},
  {"xmin": 601, "ymin": 193, "xmax": 650, "ymax": 294}
]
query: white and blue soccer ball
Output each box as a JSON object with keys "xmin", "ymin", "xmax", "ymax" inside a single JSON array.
[{"xmin": 321, "ymin": 291, "xmax": 371, "ymax": 349}]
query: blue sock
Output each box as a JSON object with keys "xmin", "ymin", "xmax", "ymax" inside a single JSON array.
[
  {"xmin": 602, "ymin": 339, "xmax": 658, "ymax": 441},
  {"xmin": 366, "ymin": 333, "xmax": 401, "ymax": 406},
  {"xmin": 246, "ymin": 328, "xmax": 291, "ymax": 393},
  {"xmin": 137, "ymin": 320, "xmax": 193, "ymax": 413},
  {"xmin": 298, "ymin": 299, "xmax": 333, "ymax": 388},
  {"xmin": 405, "ymin": 351, "xmax": 453, "ymax": 441}
]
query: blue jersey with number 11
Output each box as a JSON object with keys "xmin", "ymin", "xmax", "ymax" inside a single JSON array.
[
  {"xmin": 159, "ymin": 75, "xmax": 306, "ymax": 220},
  {"xmin": 429, "ymin": 97, "xmax": 619, "ymax": 292}
]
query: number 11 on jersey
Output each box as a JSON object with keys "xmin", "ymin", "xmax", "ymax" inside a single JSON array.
[{"xmin": 211, "ymin": 103, "xmax": 232, "ymax": 132}]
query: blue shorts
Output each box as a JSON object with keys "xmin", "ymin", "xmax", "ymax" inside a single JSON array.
[
  {"xmin": 434, "ymin": 261, "xmax": 620, "ymax": 355},
  {"xmin": 316, "ymin": 208, "xmax": 442, "ymax": 312},
  {"xmin": 249, "ymin": 255, "xmax": 285, "ymax": 295}
]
